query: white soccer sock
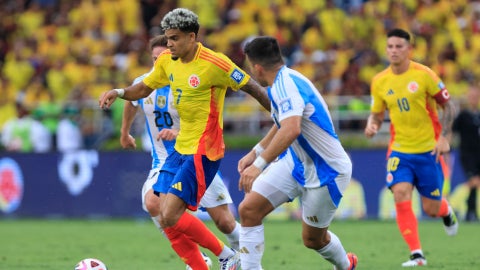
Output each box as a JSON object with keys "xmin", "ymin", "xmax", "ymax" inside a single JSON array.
[
  {"xmin": 225, "ymin": 221, "xmax": 240, "ymax": 250},
  {"xmin": 316, "ymin": 231, "xmax": 349, "ymax": 270},
  {"xmin": 218, "ymin": 245, "xmax": 235, "ymax": 260},
  {"xmin": 240, "ymin": 224, "xmax": 264, "ymax": 270}
]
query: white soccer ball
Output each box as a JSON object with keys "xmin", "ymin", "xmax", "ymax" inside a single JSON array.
[{"xmin": 74, "ymin": 258, "xmax": 108, "ymax": 270}]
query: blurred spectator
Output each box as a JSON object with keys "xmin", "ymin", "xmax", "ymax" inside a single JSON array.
[
  {"xmin": 452, "ymin": 84, "xmax": 480, "ymax": 222},
  {"xmin": 1, "ymin": 101, "xmax": 51, "ymax": 152},
  {"xmin": 56, "ymin": 104, "xmax": 83, "ymax": 152},
  {"xmin": 1, "ymin": 0, "xmax": 480, "ymax": 147}
]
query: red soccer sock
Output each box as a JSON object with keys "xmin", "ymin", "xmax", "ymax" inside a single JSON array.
[
  {"xmin": 163, "ymin": 227, "xmax": 208, "ymax": 270},
  {"xmin": 395, "ymin": 200, "xmax": 421, "ymax": 252},
  {"xmin": 436, "ymin": 198, "xmax": 449, "ymax": 217},
  {"xmin": 170, "ymin": 212, "xmax": 224, "ymax": 256}
]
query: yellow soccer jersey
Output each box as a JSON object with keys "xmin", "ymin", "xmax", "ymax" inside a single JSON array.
[
  {"xmin": 143, "ymin": 43, "xmax": 250, "ymax": 160},
  {"xmin": 370, "ymin": 61, "xmax": 450, "ymax": 153}
]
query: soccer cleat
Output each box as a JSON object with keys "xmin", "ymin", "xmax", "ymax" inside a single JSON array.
[
  {"xmin": 333, "ymin": 252, "xmax": 357, "ymax": 270},
  {"xmin": 443, "ymin": 205, "xmax": 459, "ymax": 236},
  {"xmin": 346, "ymin": 252, "xmax": 358, "ymax": 270},
  {"xmin": 218, "ymin": 250, "xmax": 241, "ymax": 270},
  {"xmin": 186, "ymin": 252, "xmax": 212, "ymax": 270},
  {"xmin": 401, "ymin": 253, "xmax": 427, "ymax": 267}
]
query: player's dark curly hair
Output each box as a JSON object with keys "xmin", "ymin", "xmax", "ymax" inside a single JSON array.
[
  {"xmin": 161, "ymin": 8, "xmax": 199, "ymax": 35},
  {"xmin": 243, "ymin": 36, "xmax": 284, "ymax": 70},
  {"xmin": 387, "ymin": 28, "xmax": 411, "ymax": 43}
]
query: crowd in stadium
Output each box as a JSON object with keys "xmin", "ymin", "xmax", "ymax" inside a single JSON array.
[{"xmin": 1, "ymin": 0, "xmax": 480, "ymax": 152}]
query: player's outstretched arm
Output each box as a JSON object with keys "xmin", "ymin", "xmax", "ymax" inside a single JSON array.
[
  {"xmin": 120, "ymin": 101, "xmax": 138, "ymax": 149},
  {"xmin": 99, "ymin": 82, "xmax": 154, "ymax": 109},
  {"xmin": 240, "ymin": 78, "xmax": 271, "ymax": 111}
]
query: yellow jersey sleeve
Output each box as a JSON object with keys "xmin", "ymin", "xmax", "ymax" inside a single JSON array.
[{"xmin": 142, "ymin": 50, "xmax": 171, "ymax": 90}]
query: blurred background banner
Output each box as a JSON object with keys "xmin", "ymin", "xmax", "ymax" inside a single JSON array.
[{"xmin": 0, "ymin": 149, "xmax": 467, "ymax": 219}]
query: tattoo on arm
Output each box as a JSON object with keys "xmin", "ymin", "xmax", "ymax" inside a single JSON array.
[
  {"xmin": 241, "ymin": 79, "xmax": 271, "ymax": 111},
  {"xmin": 440, "ymin": 101, "xmax": 455, "ymax": 136}
]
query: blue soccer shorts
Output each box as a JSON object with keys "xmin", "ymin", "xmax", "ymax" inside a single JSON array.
[
  {"xmin": 152, "ymin": 151, "xmax": 221, "ymax": 211},
  {"xmin": 386, "ymin": 151, "xmax": 444, "ymax": 200}
]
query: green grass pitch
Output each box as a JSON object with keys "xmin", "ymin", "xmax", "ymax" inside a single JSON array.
[{"xmin": 1, "ymin": 218, "xmax": 478, "ymax": 269}]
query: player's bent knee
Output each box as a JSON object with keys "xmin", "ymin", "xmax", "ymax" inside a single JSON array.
[
  {"xmin": 213, "ymin": 215, "xmax": 235, "ymax": 234},
  {"xmin": 423, "ymin": 206, "xmax": 439, "ymax": 217},
  {"xmin": 239, "ymin": 201, "xmax": 263, "ymax": 225},
  {"xmin": 145, "ymin": 193, "xmax": 161, "ymax": 216}
]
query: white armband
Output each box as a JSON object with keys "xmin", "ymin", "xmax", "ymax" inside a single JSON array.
[
  {"xmin": 252, "ymin": 156, "xmax": 268, "ymax": 170},
  {"xmin": 114, "ymin": 88, "xmax": 125, "ymax": 98},
  {"xmin": 253, "ymin": 143, "xmax": 264, "ymax": 157}
]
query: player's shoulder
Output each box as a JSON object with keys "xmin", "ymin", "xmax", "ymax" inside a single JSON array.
[
  {"xmin": 371, "ymin": 66, "xmax": 391, "ymax": 84},
  {"xmin": 409, "ymin": 61, "xmax": 438, "ymax": 77},
  {"xmin": 154, "ymin": 49, "xmax": 173, "ymax": 65},
  {"xmin": 197, "ymin": 43, "xmax": 234, "ymax": 72}
]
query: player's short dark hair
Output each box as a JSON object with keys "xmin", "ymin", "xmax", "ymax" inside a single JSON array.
[
  {"xmin": 149, "ymin": 35, "xmax": 167, "ymax": 51},
  {"xmin": 243, "ymin": 36, "xmax": 284, "ymax": 69},
  {"xmin": 161, "ymin": 8, "xmax": 200, "ymax": 35},
  {"xmin": 387, "ymin": 28, "xmax": 411, "ymax": 43}
]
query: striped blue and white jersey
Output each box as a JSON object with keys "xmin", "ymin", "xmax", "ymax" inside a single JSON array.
[
  {"xmin": 132, "ymin": 74, "xmax": 179, "ymax": 169},
  {"xmin": 268, "ymin": 66, "xmax": 352, "ymax": 188}
]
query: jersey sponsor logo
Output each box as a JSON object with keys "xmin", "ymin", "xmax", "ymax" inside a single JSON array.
[
  {"xmin": 188, "ymin": 74, "xmax": 200, "ymax": 88},
  {"xmin": 169, "ymin": 74, "xmax": 174, "ymax": 82},
  {"xmin": 230, "ymin": 68, "xmax": 245, "ymax": 84},
  {"xmin": 430, "ymin": 188, "xmax": 440, "ymax": 197},
  {"xmin": 407, "ymin": 81, "xmax": 419, "ymax": 93},
  {"xmin": 156, "ymin": 95, "xmax": 166, "ymax": 108},
  {"xmin": 0, "ymin": 158, "xmax": 23, "ymax": 214},
  {"xmin": 387, "ymin": 89, "xmax": 394, "ymax": 95},
  {"xmin": 280, "ymin": 98, "xmax": 293, "ymax": 114},
  {"xmin": 171, "ymin": 181, "xmax": 182, "ymax": 191}
]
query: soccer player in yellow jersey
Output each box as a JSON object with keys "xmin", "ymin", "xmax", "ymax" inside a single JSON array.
[
  {"xmin": 99, "ymin": 8, "xmax": 270, "ymax": 270},
  {"xmin": 365, "ymin": 28, "xmax": 458, "ymax": 267}
]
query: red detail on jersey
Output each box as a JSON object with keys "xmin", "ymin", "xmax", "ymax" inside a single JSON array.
[
  {"xmin": 426, "ymin": 96, "xmax": 442, "ymax": 140},
  {"xmin": 197, "ymin": 86, "xmax": 224, "ymax": 161},
  {"xmin": 433, "ymin": 89, "xmax": 450, "ymax": 105},
  {"xmin": 188, "ymin": 75, "xmax": 200, "ymax": 88},
  {"xmin": 193, "ymin": 154, "xmax": 206, "ymax": 211},
  {"xmin": 199, "ymin": 51, "xmax": 230, "ymax": 72}
]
